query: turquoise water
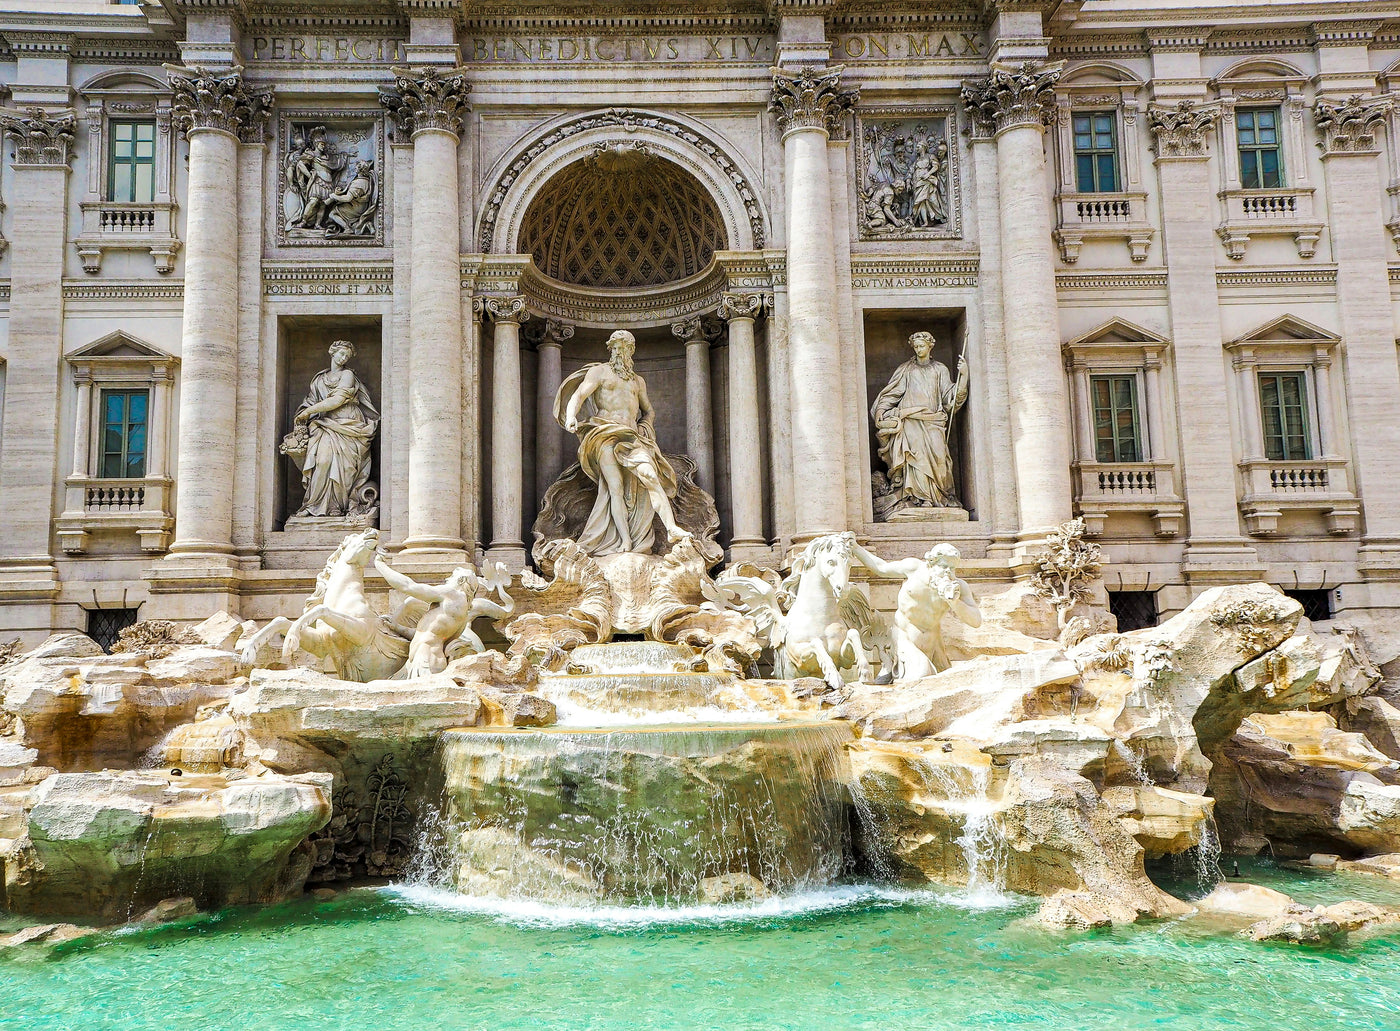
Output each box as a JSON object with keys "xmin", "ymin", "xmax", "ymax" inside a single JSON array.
[{"xmin": 4, "ymin": 868, "xmax": 1400, "ymax": 1031}]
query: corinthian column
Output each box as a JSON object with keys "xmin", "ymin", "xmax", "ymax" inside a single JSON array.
[
  {"xmin": 380, "ymin": 68, "xmax": 471, "ymax": 556},
  {"xmin": 483, "ymin": 296, "xmax": 528, "ymax": 568},
  {"xmin": 1314, "ymin": 96, "xmax": 1400, "ymax": 569},
  {"xmin": 534, "ymin": 319, "xmax": 573, "ymax": 504},
  {"xmin": 962, "ymin": 65, "xmax": 1072, "ymax": 537},
  {"xmin": 671, "ymin": 315, "xmax": 718, "ymax": 492},
  {"xmin": 770, "ymin": 67, "xmax": 858, "ymax": 541},
  {"xmin": 719, "ymin": 291, "xmax": 767, "ymax": 558},
  {"xmin": 165, "ymin": 71, "xmax": 272, "ymax": 562}
]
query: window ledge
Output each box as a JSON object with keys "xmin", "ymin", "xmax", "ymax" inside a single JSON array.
[
  {"xmin": 56, "ymin": 476, "xmax": 173, "ymax": 553},
  {"xmin": 1238, "ymin": 458, "xmax": 1358, "ymax": 536},
  {"xmin": 1054, "ymin": 191, "xmax": 1154, "ymax": 263},
  {"xmin": 75, "ymin": 200, "xmax": 180, "ymax": 274},
  {"xmin": 1217, "ymin": 187, "xmax": 1321, "ymax": 260},
  {"xmin": 1073, "ymin": 460, "xmax": 1183, "ymax": 537}
]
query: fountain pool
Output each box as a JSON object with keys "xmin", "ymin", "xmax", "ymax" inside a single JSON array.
[{"xmin": 3, "ymin": 861, "xmax": 1400, "ymax": 1031}]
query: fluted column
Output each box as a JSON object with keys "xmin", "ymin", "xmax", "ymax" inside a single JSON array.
[
  {"xmin": 1314, "ymin": 97, "xmax": 1400, "ymax": 564},
  {"xmin": 165, "ymin": 72, "xmax": 271, "ymax": 561},
  {"xmin": 484, "ymin": 296, "xmax": 528, "ymax": 568},
  {"xmin": 534, "ymin": 318, "xmax": 573, "ymax": 503},
  {"xmin": 962, "ymin": 65, "xmax": 1072, "ymax": 537},
  {"xmin": 719, "ymin": 292, "xmax": 767, "ymax": 557},
  {"xmin": 381, "ymin": 68, "xmax": 471, "ymax": 555},
  {"xmin": 672, "ymin": 316, "xmax": 718, "ymax": 492},
  {"xmin": 770, "ymin": 67, "xmax": 858, "ymax": 541}
]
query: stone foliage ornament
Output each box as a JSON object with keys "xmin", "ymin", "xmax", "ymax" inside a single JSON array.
[
  {"xmin": 1030, "ymin": 518, "xmax": 1104, "ymax": 639},
  {"xmin": 279, "ymin": 120, "xmax": 382, "ymax": 243},
  {"xmin": 281, "ymin": 340, "xmax": 380, "ymax": 525},
  {"xmin": 1147, "ymin": 100, "xmax": 1218, "ymax": 158},
  {"xmin": 168, "ymin": 69, "xmax": 273, "ymax": 143},
  {"xmin": 0, "ymin": 108, "xmax": 76, "ymax": 166},
  {"xmin": 378, "ymin": 67, "xmax": 471, "ymax": 139},
  {"xmin": 871, "ymin": 331, "xmax": 969, "ymax": 518},
  {"xmin": 960, "ymin": 64, "xmax": 1061, "ymax": 137},
  {"xmin": 1313, "ymin": 95, "xmax": 1390, "ymax": 154},
  {"xmin": 856, "ymin": 113, "xmax": 955, "ymax": 238},
  {"xmin": 308, "ymin": 755, "xmax": 413, "ymax": 882},
  {"xmin": 851, "ymin": 542, "xmax": 982, "ymax": 681},
  {"xmin": 769, "ymin": 66, "xmax": 859, "ymax": 136}
]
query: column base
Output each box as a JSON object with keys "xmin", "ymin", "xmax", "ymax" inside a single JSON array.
[
  {"xmin": 1181, "ymin": 538, "xmax": 1266, "ymax": 586},
  {"xmin": 400, "ymin": 534, "xmax": 468, "ymax": 556},
  {"xmin": 485, "ymin": 542, "xmax": 528, "ymax": 573},
  {"xmin": 728, "ymin": 538, "xmax": 772, "ymax": 566},
  {"xmin": 0, "ymin": 557, "xmax": 60, "ymax": 603},
  {"xmin": 142, "ymin": 557, "xmax": 245, "ymax": 621},
  {"xmin": 1357, "ymin": 540, "xmax": 1400, "ymax": 581}
]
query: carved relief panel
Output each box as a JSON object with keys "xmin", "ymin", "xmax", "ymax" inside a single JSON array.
[
  {"xmin": 854, "ymin": 108, "xmax": 961, "ymax": 241},
  {"xmin": 277, "ymin": 112, "xmax": 385, "ymax": 246}
]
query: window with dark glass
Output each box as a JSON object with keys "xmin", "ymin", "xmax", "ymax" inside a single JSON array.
[
  {"xmin": 1072, "ymin": 111, "xmax": 1119, "ymax": 193},
  {"xmin": 1109, "ymin": 591, "xmax": 1158, "ymax": 632},
  {"xmin": 1236, "ymin": 107, "xmax": 1282, "ymax": 189},
  {"xmin": 100, "ymin": 389, "xmax": 148, "ymax": 479},
  {"xmin": 1258, "ymin": 371, "xmax": 1311, "ymax": 461},
  {"xmin": 1090, "ymin": 374, "xmax": 1142, "ymax": 463},
  {"xmin": 108, "ymin": 119, "xmax": 156, "ymax": 203},
  {"xmin": 87, "ymin": 608, "xmax": 139, "ymax": 653}
]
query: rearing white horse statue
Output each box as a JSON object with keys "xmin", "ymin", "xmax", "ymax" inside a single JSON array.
[{"xmin": 775, "ymin": 532, "xmax": 883, "ymax": 690}]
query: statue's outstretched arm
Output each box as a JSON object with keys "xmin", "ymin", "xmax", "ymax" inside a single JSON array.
[
  {"xmin": 950, "ymin": 578, "xmax": 982, "ymax": 627},
  {"xmin": 851, "ymin": 542, "xmax": 909, "ymax": 578},
  {"xmin": 373, "ymin": 556, "xmax": 443, "ymax": 603}
]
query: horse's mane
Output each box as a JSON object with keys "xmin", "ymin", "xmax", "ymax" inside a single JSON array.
[
  {"xmin": 782, "ymin": 533, "xmax": 854, "ymax": 595},
  {"xmin": 305, "ymin": 530, "xmax": 372, "ymax": 611}
]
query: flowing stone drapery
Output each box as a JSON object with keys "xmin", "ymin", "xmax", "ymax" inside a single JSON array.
[
  {"xmin": 962, "ymin": 65, "xmax": 1072, "ymax": 537},
  {"xmin": 484, "ymin": 296, "xmax": 528, "ymax": 567},
  {"xmin": 1314, "ymin": 97, "xmax": 1400, "ymax": 568},
  {"xmin": 770, "ymin": 67, "xmax": 857, "ymax": 542},
  {"xmin": 380, "ymin": 68, "xmax": 471, "ymax": 555},
  {"xmin": 534, "ymin": 319, "xmax": 573, "ymax": 507},
  {"xmin": 0, "ymin": 108, "xmax": 75, "ymax": 602},
  {"xmin": 671, "ymin": 316, "xmax": 717, "ymax": 493},
  {"xmin": 719, "ymin": 291, "xmax": 767, "ymax": 556},
  {"xmin": 166, "ymin": 71, "xmax": 272, "ymax": 561}
]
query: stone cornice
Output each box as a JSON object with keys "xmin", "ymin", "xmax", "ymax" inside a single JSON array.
[
  {"xmin": 1314, "ymin": 95, "xmax": 1391, "ymax": 154},
  {"xmin": 1147, "ymin": 100, "xmax": 1218, "ymax": 158},
  {"xmin": 850, "ymin": 256, "xmax": 979, "ymax": 290},
  {"xmin": 1309, "ymin": 20, "xmax": 1383, "ymax": 46},
  {"xmin": 378, "ymin": 66, "xmax": 470, "ymax": 140},
  {"xmin": 961, "ymin": 63, "xmax": 1061, "ymax": 137},
  {"xmin": 1, "ymin": 31, "xmax": 75, "ymax": 54},
  {"xmin": 769, "ymin": 66, "xmax": 858, "ymax": 138},
  {"xmin": 169, "ymin": 68, "xmax": 273, "ymax": 143},
  {"xmin": 0, "ymin": 108, "xmax": 76, "ymax": 167}
]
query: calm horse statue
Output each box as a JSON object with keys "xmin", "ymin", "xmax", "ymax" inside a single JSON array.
[
  {"xmin": 776, "ymin": 532, "xmax": 881, "ymax": 690},
  {"xmin": 239, "ymin": 528, "xmax": 410, "ymax": 682}
]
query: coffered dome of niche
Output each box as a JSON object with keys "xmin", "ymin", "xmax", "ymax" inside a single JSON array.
[{"xmin": 518, "ymin": 153, "xmax": 728, "ymax": 289}]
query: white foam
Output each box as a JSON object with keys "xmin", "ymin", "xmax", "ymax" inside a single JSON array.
[
  {"xmin": 547, "ymin": 697, "xmax": 779, "ymax": 727},
  {"xmin": 379, "ymin": 882, "xmax": 1023, "ymax": 930}
]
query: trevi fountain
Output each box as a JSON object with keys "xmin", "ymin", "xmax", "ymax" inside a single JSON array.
[{"xmin": 4, "ymin": 326, "xmax": 1400, "ymax": 1029}]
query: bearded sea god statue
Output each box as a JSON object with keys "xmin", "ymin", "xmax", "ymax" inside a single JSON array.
[
  {"xmin": 555, "ymin": 330, "xmax": 693, "ymax": 557},
  {"xmin": 281, "ymin": 340, "xmax": 380, "ymax": 524},
  {"xmin": 871, "ymin": 331, "xmax": 968, "ymax": 519},
  {"xmin": 852, "ymin": 541, "xmax": 981, "ymax": 680}
]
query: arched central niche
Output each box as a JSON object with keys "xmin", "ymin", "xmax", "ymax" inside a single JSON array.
[{"xmin": 518, "ymin": 150, "xmax": 728, "ymax": 289}]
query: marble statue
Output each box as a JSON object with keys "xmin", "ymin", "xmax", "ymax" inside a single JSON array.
[
  {"xmin": 375, "ymin": 557, "xmax": 515, "ymax": 678},
  {"xmin": 859, "ymin": 117, "xmax": 951, "ymax": 237},
  {"xmin": 325, "ymin": 161, "xmax": 378, "ymax": 237},
  {"xmin": 281, "ymin": 123, "xmax": 379, "ymax": 241},
  {"xmin": 556, "ymin": 329, "xmax": 693, "ymax": 556},
  {"xmin": 871, "ymin": 331, "xmax": 968, "ymax": 518},
  {"xmin": 852, "ymin": 541, "xmax": 981, "ymax": 680},
  {"xmin": 281, "ymin": 340, "xmax": 380, "ymax": 522}
]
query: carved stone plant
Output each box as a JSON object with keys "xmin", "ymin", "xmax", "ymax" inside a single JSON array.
[
  {"xmin": 113, "ymin": 620, "xmax": 200, "ymax": 659},
  {"xmin": 1030, "ymin": 518, "xmax": 1104, "ymax": 638},
  {"xmin": 308, "ymin": 754, "xmax": 415, "ymax": 884}
]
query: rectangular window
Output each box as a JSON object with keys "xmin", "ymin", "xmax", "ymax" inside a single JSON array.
[
  {"xmin": 1090, "ymin": 374, "xmax": 1142, "ymax": 463},
  {"xmin": 99, "ymin": 389, "xmax": 148, "ymax": 479},
  {"xmin": 1236, "ymin": 107, "xmax": 1283, "ymax": 190},
  {"xmin": 1283, "ymin": 588, "xmax": 1332, "ymax": 623},
  {"xmin": 1072, "ymin": 111, "xmax": 1119, "ymax": 193},
  {"xmin": 1109, "ymin": 590, "xmax": 1158, "ymax": 632},
  {"xmin": 1258, "ymin": 372, "xmax": 1311, "ymax": 461},
  {"xmin": 108, "ymin": 119, "xmax": 156, "ymax": 203},
  {"xmin": 87, "ymin": 607, "xmax": 139, "ymax": 653}
]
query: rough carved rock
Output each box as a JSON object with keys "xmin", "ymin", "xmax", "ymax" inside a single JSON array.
[
  {"xmin": 113, "ymin": 620, "xmax": 201, "ymax": 658},
  {"xmin": 1099, "ymin": 785, "xmax": 1214, "ymax": 859},
  {"xmin": 2, "ymin": 770, "xmax": 330, "ymax": 919}
]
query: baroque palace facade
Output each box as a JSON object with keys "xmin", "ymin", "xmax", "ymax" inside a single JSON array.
[{"xmin": 0, "ymin": 0, "xmax": 1399, "ymax": 643}]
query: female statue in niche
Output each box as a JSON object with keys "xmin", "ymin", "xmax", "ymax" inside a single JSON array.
[
  {"xmin": 871, "ymin": 330, "xmax": 968, "ymax": 517},
  {"xmin": 282, "ymin": 339, "xmax": 380, "ymax": 521}
]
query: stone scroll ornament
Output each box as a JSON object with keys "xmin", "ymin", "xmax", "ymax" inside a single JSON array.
[
  {"xmin": 281, "ymin": 123, "xmax": 380, "ymax": 240},
  {"xmin": 378, "ymin": 66, "xmax": 471, "ymax": 138},
  {"xmin": 769, "ymin": 66, "xmax": 859, "ymax": 136},
  {"xmin": 858, "ymin": 116, "xmax": 951, "ymax": 238},
  {"xmin": 0, "ymin": 108, "xmax": 77, "ymax": 166},
  {"xmin": 168, "ymin": 69, "xmax": 273, "ymax": 143},
  {"xmin": 960, "ymin": 63, "xmax": 1061, "ymax": 137}
]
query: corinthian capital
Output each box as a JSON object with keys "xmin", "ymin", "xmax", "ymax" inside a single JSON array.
[
  {"xmin": 482, "ymin": 295, "xmax": 529, "ymax": 324},
  {"xmin": 0, "ymin": 108, "xmax": 76, "ymax": 166},
  {"xmin": 1314, "ymin": 95, "xmax": 1391, "ymax": 155},
  {"xmin": 769, "ymin": 66, "xmax": 859, "ymax": 137},
  {"xmin": 960, "ymin": 63, "xmax": 1061, "ymax": 137},
  {"xmin": 379, "ymin": 67, "xmax": 471, "ymax": 140},
  {"xmin": 169, "ymin": 69, "xmax": 274, "ymax": 143},
  {"xmin": 718, "ymin": 292, "xmax": 765, "ymax": 322},
  {"xmin": 1147, "ymin": 100, "xmax": 1218, "ymax": 158}
]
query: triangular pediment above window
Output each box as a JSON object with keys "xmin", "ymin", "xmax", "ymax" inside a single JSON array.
[
  {"xmin": 1066, "ymin": 318, "xmax": 1169, "ymax": 348},
  {"xmin": 1231, "ymin": 315, "xmax": 1340, "ymax": 347},
  {"xmin": 66, "ymin": 331, "xmax": 175, "ymax": 363}
]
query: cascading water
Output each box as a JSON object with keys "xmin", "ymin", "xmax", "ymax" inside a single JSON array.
[
  {"xmin": 417, "ymin": 641, "xmax": 858, "ymax": 905},
  {"xmin": 912, "ymin": 759, "xmax": 1008, "ymax": 898}
]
